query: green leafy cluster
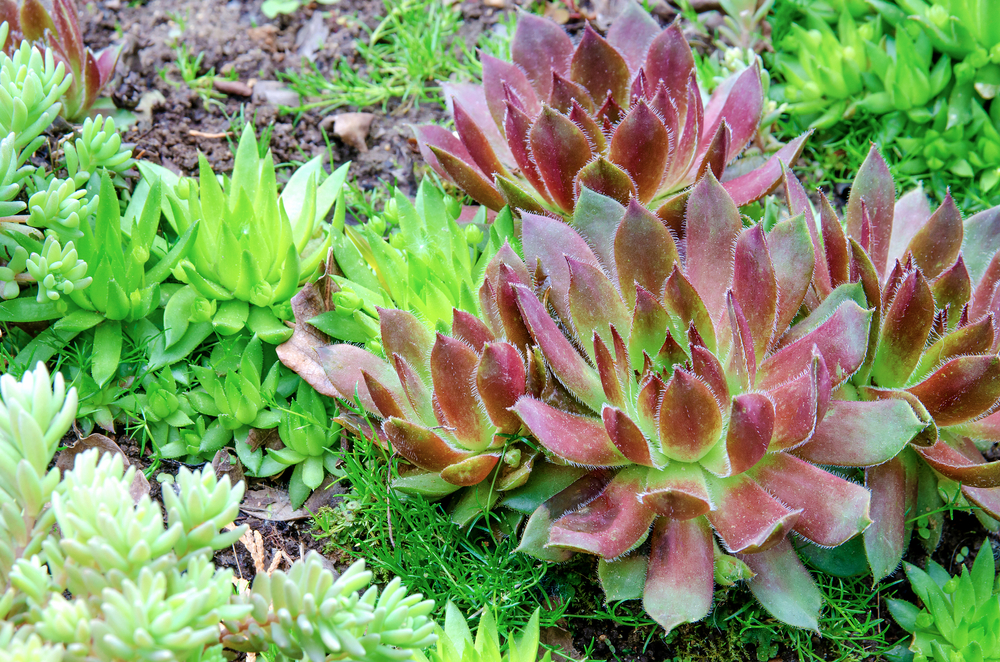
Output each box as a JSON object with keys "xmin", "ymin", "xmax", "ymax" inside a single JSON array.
[
  {"xmin": 415, "ymin": 606, "xmax": 558, "ymax": 662},
  {"xmin": 771, "ymin": 0, "xmax": 1000, "ymax": 192},
  {"xmin": 888, "ymin": 541, "xmax": 1000, "ymax": 662},
  {"xmin": 312, "ymin": 180, "xmax": 513, "ymax": 352},
  {"xmin": 0, "ymin": 364, "xmax": 439, "ymax": 662}
]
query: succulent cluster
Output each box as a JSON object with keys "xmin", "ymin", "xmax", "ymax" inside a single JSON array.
[
  {"xmin": 887, "ymin": 540, "xmax": 1000, "ymax": 662},
  {"xmin": 0, "ymin": 0, "xmax": 121, "ymax": 120},
  {"xmin": 415, "ymin": 605, "xmax": 553, "ymax": 662},
  {"xmin": 773, "ymin": 0, "xmax": 1000, "ymax": 190},
  {"xmin": 0, "ymin": 364, "xmax": 439, "ymax": 662},
  {"xmin": 414, "ymin": 2, "xmax": 807, "ymax": 217}
]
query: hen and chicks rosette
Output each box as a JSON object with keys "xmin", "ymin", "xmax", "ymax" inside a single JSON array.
[{"xmin": 413, "ymin": 2, "xmax": 808, "ymax": 218}]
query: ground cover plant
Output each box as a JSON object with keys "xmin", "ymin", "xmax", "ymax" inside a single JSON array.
[{"xmin": 3, "ymin": 0, "xmax": 1000, "ymax": 660}]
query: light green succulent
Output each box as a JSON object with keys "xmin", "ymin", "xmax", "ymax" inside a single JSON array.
[
  {"xmin": 23, "ymin": 236, "xmax": 91, "ymax": 303},
  {"xmin": 0, "ymin": 24, "xmax": 71, "ymax": 159},
  {"xmin": 224, "ymin": 554, "xmax": 437, "ymax": 662},
  {"xmin": 0, "ymin": 365, "xmax": 441, "ymax": 662},
  {"xmin": 151, "ymin": 123, "xmax": 347, "ymax": 345},
  {"xmin": 0, "ymin": 133, "xmax": 25, "ymax": 219},
  {"xmin": 269, "ymin": 380, "xmax": 342, "ymax": 508},
  {"xmin": 25, "ymin": 176, "xmax": 97, "ymax": 236},
  {"xmin": 61, "ymin": 115, "xmax": 134, "ymax": 189},
  {"xmin": 415, "ymin": 605, "xmax": 556, "ymax": 662},
  {"xmin": 0, "ymin": 245, "xmax": 26, "ymax": 299},
  {"xmin": 312, "ymin": 180, "xmax": 513, "ymax": 351}
]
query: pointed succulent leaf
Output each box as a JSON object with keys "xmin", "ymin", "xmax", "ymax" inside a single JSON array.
[
  {"xmin": 749, "ymin": 453, "xmax": 872, "ymax": 548},
  {"xmin": 907, "ymin": 355, "xmax": 1000, "ymax": 426},
  {"xmin": 768, "ymin": 213, "xmax": 816, "ymax": 336},
  {"xmin": 431, "ymin": 334, "xmax": 493, "ymax": 451},
  {"xmin": 642, "ymin": 517, "xmax": 714, "ymax": 634},
  {"xmin": 428, "ymin": 146, "xmax": 506, "ymax": 211},
  {"xmin": 614, "ymin": 198, "xmax": 680, "ymax": 309},
  {"xmin": 733, "ymin": 224, "xmax": 778, "ymax": 360},
  {"xmin": 452, "ymin": 309, "xmax": 495, "ymax": 352},
  {"xmin": 640, "ymin": 463, "xmax": 712, "ymax": 520},
  {"xmin": 820, "ymin": 193, "xmax": 851, "ymax": 289},
  {"xmin": 684, "ymin": 172, "xmax": 742, "ymax": 321},
  {"xmin": 888, "ymin": 186, "xmax": 932, "ymax": 266},
  {"xmin": 575, "ymin": 158, "xmax": 636, "ymax": 207},
  {"xmin": 769, "ymin": 349, "xmax": 831, "ymax": 451},
  {"xmin": 864, "ymin": 454, "xmax": 916, "ymax": 583},
  {"xmin": 719, "ymin": 393, "xmax": 774, "ymax": 477},
  {"xmin": 706, "ymin": 474, "xmax": 801, "ymax": 554},
  {"xmin": 662, "ymin": 266, "xmax": 716, "ymax": 352},
  {"xmin": 916, "ymin": 438, "xmax": 1000, "ymax": 488},
  {"xmin": 870, "ymin": 269, "xmax": 935, "ymax": 388},
  {"xmin": 796, "ymin": 398, "xmax": 929, "ymax": 466},
  {"xmin": 905, "ymin": 192, "xmax": 963, "ymax": 280},
  {"xmin": 845, "ymin": 145, "xmax": 896, "ymax": 277},
  {"xmin": 602, "ymin": 406, "xmax": 655, "ymax": 468},
  {"xmin": 740, "ymin": 539, "xmax": 821, "ymax": 630},
  {"xmin": 658, "ymin": 370, "xmax": 723, "ymax": 463},
  {"xmin": 443, "ymin": 81, "xmax": 514, "ymax": 164},
  {"xmin": 702, "ymin": 65, "xmax": 763, "ymax": 164},
  {"xmin": 548, "ymin": 467, "xmax": 656, "ymax": 558},
  {"xmin": 570, "ymin": 25, "xmax": 630, "ymax": 109},
  {"xmin": 726, "ymin": 293, "xmax": 758, "ymax": 390},
  {"xmin": 514, "ymin": 397, "xmax": 628, "ymax": 467},
  {"xmin": 510, "ymin": 12, "xmax": 573, "ymax": 101},
  {"xmin": 606, "ymin": 0, "xmax": 660, "ymax": 72},
  {"xmin": 482, "ymin": 52, "xmax": 539, "ymax": 129},
  {"xmin": 379, "ymin": 307, "xmax": 434, "ymax": 382},
  {"xmin": 609, "ymin": 101, "xmax": 671, "ymax": 203},
  {"xmin": 477, "ymin": 341, "xmax": 527, "ymax": 434},
  {"xmin": 513, "ymin": 284, "xmax": 605, "ymax": 410},
  {"xmin": 629, "ymin": 286, "xmax": 673, "ymax": 370},
  {"xmin": 530, "ymin": 106, "xmax": 593, "ymax": 213},
  {"xmin": 315, "ymin": 344, "xmax": 402, "ymax": 416},
  {"xmin": 567, "ymin": 257, "xmax": 630, "ymax": 357},
  {"xmin": 412, "ymin": 124, "xmax": 474, "ymax": 183},
  {"xmin": 643, "ymin": 24, "xmax": 695, "ymax": 115},
  {"xmin": 384, "ymin": 418, "xmax": 472, "ymax": 474},
  {"xmin": 453, "ymin": 99, "xmax": 509, "ymax": 182}
]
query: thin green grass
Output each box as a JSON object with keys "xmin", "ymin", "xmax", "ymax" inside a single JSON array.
[
  {"xmin": 281, "ymin": 0, "xmax": 514, "ymax": 114},
  {"xmin": 311, "ymin": 399, "xmax": 570, "ymax": 635}
]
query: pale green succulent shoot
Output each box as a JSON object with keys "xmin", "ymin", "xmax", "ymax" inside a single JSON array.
[
  {"xmin": 24, "ymin": 176, "xmax": 97, "ymax": 236},
  {"xmin": 0, "ymin": 244, "xmax": 26, "ymax": 299},
  {"xmin": 24, "ymin": 235, "xmax": 91, "ymax": 302},
  {"xmin": 0, "ymin": 23, "xmax": 71, "ymax": 159},
  {"xmin": 61, "ymin": 115, "xmax": 134, "ymax": 189},
  {"xmin": 0, "ymin": 132, "xmax": 24, "ymax": 217},
  {"xmin": 225, "ymin": 554, "xmax": 437, "ymax": 661},
  {"xmin": 0, "ymin": 363, "xmax": 77, "ymax": 589}
]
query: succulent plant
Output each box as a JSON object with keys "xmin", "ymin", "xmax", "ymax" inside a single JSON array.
[
  {"xmin": 24, "ymin": 175, "xmax": 96, "ymax": 235},
  {"xmin": 0, "ymin": 244, "xmax": 26, "ymax": 299},
  {"xmin": 150, "ymin": 124, "xmax": 347, "ymax": 345},
  {"xmin": 0, "ymin": 23, "xmax": 70, "ymax": 158},
  {"xmin": 413, "ymin": 0, "xmax": 808, "ymax": 217},
  {"xmin": 308, "ymin": 180, "xmax": 514, "ymax": 349},
  {"xmin": 61, "ymin": 115, "xmax": 134, "ymax": 188},
  {"xmin": 270, "ymin": 379, "xmax": 342, "ymax": 508},
  {"xmin": 0, "ymin": 0, "xmax": 121, "ymax": 121},
  {"xmin": 415, "ymin": 605, "xmax": 556, "ymax": 662},
  {"xmin": 0, "ymin": 364, "xmax": 439, "ymax": 662},
  {"xmin": 781, "ymin": 146, "xmax": 1000, "ymax": 580},
  {"xmin": 286, "ymin": 248, "xmax": 543, "ymax": 522},
  {"xmin": 280, "ymin": 177, "xmax": 896, "ymax": 630},
  {"xmin": 23, "ymin": 234, "xmax": 90, "ymax": 302},
  {"xmin": 887, "ymin": 540, "xmax": 1000, "ymax": 662}
]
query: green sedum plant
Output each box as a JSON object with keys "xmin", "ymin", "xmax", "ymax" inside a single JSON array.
[
  {"xmin": 0, "ymin": 0, "xmax": 121, "ymax": 120},
  {"xmin": 772, "ymin": 0, "xmax": 1000, "ymax": 192},
  {"xmin": 0, "ymin": 363, "xmax": 438, "ymax": 662},
  {"xmin": 887, "ymin": 540, "xmax": 1000, "ymax": 662}
]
